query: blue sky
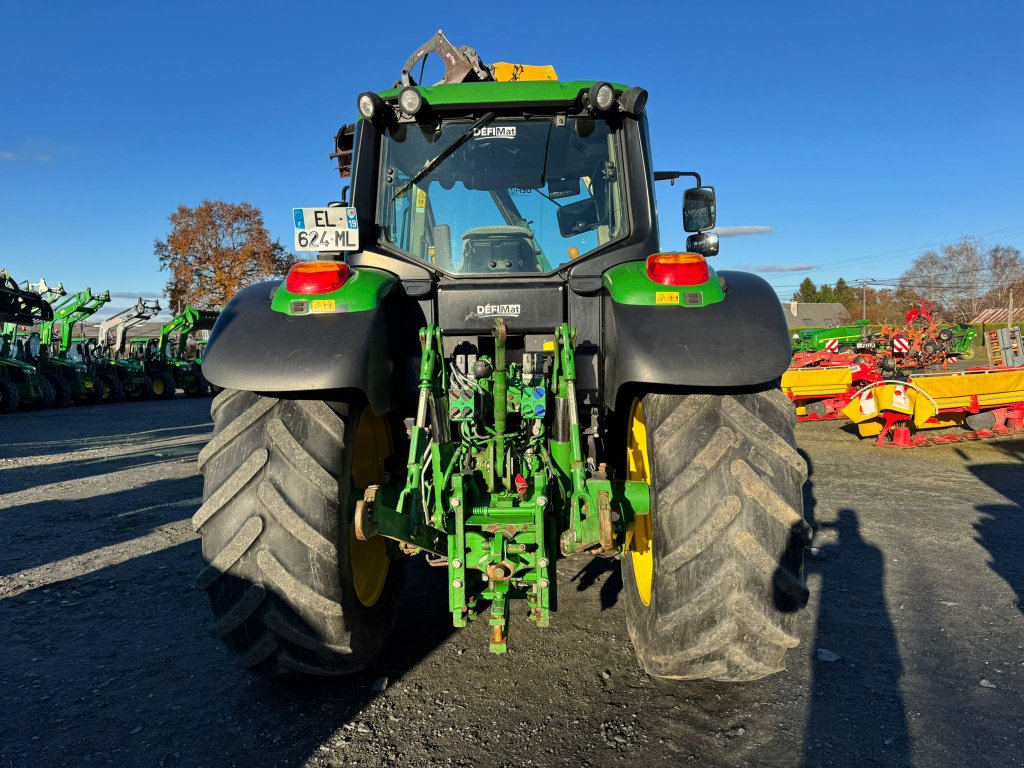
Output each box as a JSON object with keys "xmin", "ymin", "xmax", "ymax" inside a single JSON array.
[{"xmin": 2, "ymin": 1, "xmax": 1022, "ymax": 316}]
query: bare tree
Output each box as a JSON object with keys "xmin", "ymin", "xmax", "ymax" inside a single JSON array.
[
  {"xmin": 984, "ymin": 245, "xmax": 1024, "ymax": 308},
  {"xmin": 899, "ymin": 237, "xmax": 1022, "ymax": 322}
]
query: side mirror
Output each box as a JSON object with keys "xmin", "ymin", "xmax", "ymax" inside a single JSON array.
[
  {"xmin": 557, "ymin": 198, "xmax": 600, "ymax": 237},
  {"xmin": 683, "ymin": 186, "xmax": 716, "ymax": 232},
  {"xmin": 686, "ymin": 231, "xmax": 719, "ymax": 258}
]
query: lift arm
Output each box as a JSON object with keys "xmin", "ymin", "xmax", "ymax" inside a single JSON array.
[
  {"xmin": 97, "ymin": 298, "xmax": 160, "ymax": 357},
  {"xmin": 44, "ymin": 289, "xmax": 112, "ymax": 355},
  {"xmin": 158, "ymin": 305, "xmax": 220, "ymax": 361},
  {"xmin": 0, "ymin": 269, "xmax": 55, "ymax": 326}
]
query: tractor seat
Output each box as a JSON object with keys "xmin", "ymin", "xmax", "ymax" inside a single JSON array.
[{"xmin": 460, "ymin": 226, "xmax": 541, "ymax": 273}]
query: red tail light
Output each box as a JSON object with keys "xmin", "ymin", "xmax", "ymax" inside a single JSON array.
[
  {"xmin": 646, "ymin": 253, "xmax": 709, "ymax": 286},
  {"xmin": 285, "ymin": 261, "xmax": 350, "ymax": 294}
]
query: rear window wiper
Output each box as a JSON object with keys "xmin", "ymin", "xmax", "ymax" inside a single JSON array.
[{"xmin": 390, "ymin": 112, "xmax": 496, "ymax": 202}]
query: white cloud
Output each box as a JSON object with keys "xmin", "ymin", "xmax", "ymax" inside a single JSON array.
[
  {"xmin": 714, "ymin": 225, "xmax": 775, "ymax": 237},
  {"xmin": 0, "ymin": 149, "xmax": 55, "ymax": 163},
  {"xmin": 751, "ymin": 264, "xmax": 816, "ymax": 273},
  {"xmin": 109, "ymin": 291, "xmax": 165, "ymax": 300}
]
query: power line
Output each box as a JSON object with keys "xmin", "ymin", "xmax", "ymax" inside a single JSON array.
[
  {"xmin": 766, "ymin": 262, "xmax": 1024, "ymax": 292},
  {"xmin": 801, "ymin": 224, "xmax": 1024, "ymax": 273}
]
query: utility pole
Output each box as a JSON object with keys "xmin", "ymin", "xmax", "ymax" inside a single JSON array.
[{"xmin": 860, "ymin": 279, "xmax": 869, "ymax": 320}]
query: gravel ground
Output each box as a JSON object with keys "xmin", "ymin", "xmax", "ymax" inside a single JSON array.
[{"xmin": 1, "ymin": 399, "xmax": 1022, "ymax": 767}]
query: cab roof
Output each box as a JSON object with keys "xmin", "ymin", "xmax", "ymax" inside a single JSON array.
[{"xmin": 376, "ymin": 80, "xmax": 632, "ymax": 109}]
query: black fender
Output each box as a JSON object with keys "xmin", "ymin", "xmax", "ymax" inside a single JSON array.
[
  {"xmin": 603, "ymin": 270, "xmax": 792, "ymax": 408},
  {"xmin": 202, "ymin": 281, "xmax": 396, "ymax": 414}
]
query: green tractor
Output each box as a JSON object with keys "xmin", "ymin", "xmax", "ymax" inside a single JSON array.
[
  {"xmin": 193, "ymin": 336, "xmax": 221, "ymax": 395},
  {"xmin": 792, "ymin": 318, "xmax": 873, "ymax": 354},
  {"xmin": 194, "ymin": 32, "xmax": 808, "ymax": 681},
  {"xmin": 945, "ymin": 323, "xmax": 977, "ymax": 359},
  {"xmin": 21, "ymin": 287, "xmax": 112, "ymax": 406},
  {"xmin": 0, "ymin": 272, "xmax": 60, "ymax": 412},
  {"xmin": 128, "ymin": 306, "xmax": 220, "ymax": 399},
  {"xmin": 94, "ymin": 298, "xmax": 161, "ymax": 401}
]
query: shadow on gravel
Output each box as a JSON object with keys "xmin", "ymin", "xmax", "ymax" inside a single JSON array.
[
  {"xmin": 571, "ymin": 557, "xmax": 623, "ymax": 610},
  {"xmin": 0, "ymin": 442, "xmax": 208, "ymax": 495},
  {"xmin": 0, "ymin": 476, "xmax": 202, "ymax": 578},
  {"xmin": 966, "ymin": 440, "xmax": 1024, "ymax": 613},
  {"xmin": 802, "ymin": 504, "xmax": 911, "ymax": 767},
  {"xmin": 799, "ymin": 449, "xmax": 818, "ymax": 532},
  {"xmin": 0, "ymin": 548, "xmax": 453, "ymax": 768},
  {"xmin": 0, "ymin": 410, "xmax": 212, "ymax": 461}
]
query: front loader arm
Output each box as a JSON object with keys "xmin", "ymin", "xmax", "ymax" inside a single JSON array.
[
  {"xmin": 59, "ymin": 291, "xmax": 110, "ymax": 355},
  {"xmin": 0, "ymin": 269, "xmax": 54, "ymax": 326}
]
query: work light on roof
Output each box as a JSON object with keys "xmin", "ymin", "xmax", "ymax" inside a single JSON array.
[
  {"xmin": 588, "ymin": 82, "xmax": 616, "ymax": 112},
  {"xmin": 398, "ymin": 86, "xmax": 425, "ymax": 116},
  {"xmin": 357, "ymin": 92, "xmax": 383, "ymax": 120},
  {"xmin": 618, "ymin": 86, "xmax": 648, "ymax": 115}
]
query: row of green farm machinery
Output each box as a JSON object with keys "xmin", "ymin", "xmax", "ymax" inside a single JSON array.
[
  {"xmin": 783, "ymin": 301, "xmax": 1024, "ymax": 447},
  {"xmin": 0, "ymin": 268, "xmax": 218, "ymax": 413}
]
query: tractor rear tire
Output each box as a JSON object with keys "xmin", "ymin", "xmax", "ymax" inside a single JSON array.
[
  {"xmin": 194, "ymin": 389, "xmax": 402, "ymax": 676},
  {"xmin": 99, "ymin": 374, "xmax": 124, "ymax": 403},
  {"xmin": 85, "ymin": 379, "xmax": 103, "ymax": 405},
  {"xmin": 191, "ymin": 375, "xmax": 210, "ymax": 397},
  {"xmin": 622, "ymin": 387, "xmax": 810, "ymax": 682},
  {"xmin": 153, "ymin": 372, "xmax": 177, "ymax": 400},
  {"xmin": 127, "ymin": 376, "xmax": 154, "ymax": 401},
  {"xmin": 0, "ymin": 379, "xmax": 19, "ymax": 413},
  {"xmin": 37, "ymin": 379, "xmax": 56, "ymax": 409},
  {"xmin": 47, "ymin": 375, "xmax": 73, "ymax": 408}
]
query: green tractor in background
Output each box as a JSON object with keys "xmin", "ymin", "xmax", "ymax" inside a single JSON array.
[
  {"xmin": 193, "ymin": 336, "xmax": 221, "ymax": 395},
  {"xmin": 195, "ymin": 33, "xmax": 808, "ymax": 681},
  {"xmin": 94, "ymin": 298, "xmax": 161, "ymax": 401},
  {"xmin": 127, "ymin": 306, "xmax": 220, "ymax": 398},
  {"xmin": 792, "ymin": 318, "xmax": 873, "ymax": 353},
  {"xmin": 0, "ymin": 271, "xmax": 61, "ymax": 412},
  {"xmin": 945, "ymin": 323, "xmax": 977, "ymax": 358},
  {"xmin": 22, "ymin": 287, "xmax": 112, "ymax": 406}
]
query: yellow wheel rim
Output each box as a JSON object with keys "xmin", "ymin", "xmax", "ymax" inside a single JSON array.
[
  {"xmin": 153, "ymin": 379, "xmax": 164, "ymax": 395},
  {"xmin": 627, "ymin": 398, "xmax": 653, "ymax": 606},
  {"xmin": 349, "ymin": 407, "xmax": 392, "ymax": 608}
]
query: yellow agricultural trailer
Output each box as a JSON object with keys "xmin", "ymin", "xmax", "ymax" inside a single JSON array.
[{"xmin": 841, "ymin": 368, "xmax": 1024, "ymax": 446}]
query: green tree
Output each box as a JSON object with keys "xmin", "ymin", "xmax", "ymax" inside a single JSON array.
[
  {"xmin": 817, "ymin": 283, "xmax": 836, "ymax": 303},
  {"xmin": 834, "ymin": 277, "xmax": 858, "ymax": 313},
  {"xmin": 792, "ymin": 277, "xmax": 818, "ymax": 303}
]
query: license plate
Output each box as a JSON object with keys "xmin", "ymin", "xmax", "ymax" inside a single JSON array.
[{"xmin": 293, "ymin": 207, "xmax": 359, "ymax": 252}]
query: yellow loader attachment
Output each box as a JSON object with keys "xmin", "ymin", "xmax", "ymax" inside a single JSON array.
[{"xmin": 492, "ymin": 62, "xmax": 558, "ymax": 82}]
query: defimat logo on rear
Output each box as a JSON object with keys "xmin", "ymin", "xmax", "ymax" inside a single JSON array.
[
  {"xmin": 476, "ymin": 303, "xmax": 521, "ymax": 318},
  {"xmin": 474, "ymin": 126, "xmax": 517, "ymax": 139}
]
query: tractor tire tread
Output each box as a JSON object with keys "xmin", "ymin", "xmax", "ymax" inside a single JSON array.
[
  {"xmin": 38, "ymin": 378, "xmax": 56, "ymax": 409},
  {"xmin": 623, "ymin": 387, "xmax": 808, "ymax": 682},
  {"xmin": 0, "ymin": 379, "xmax": 19, "ymax": 413},
  {"xmin": 257, "ymin": 480, "xmax": 338, "ymax": 560},
  {"xmin": 197, "ymin": 389, "xmax": 400, "ymax": 676},
  {"xmin": 46, "ymin": 375, "xmax": 73, "ymax": 408},
  {"xmin": 155, "ymin": 371, "xmax": 177, "ymax": 400},
  {"xmin": 192, "ymin": 448, "xmax": 269, "ymax": 531},
  {"xmin": 195, "ymin": 516, "xmax": 264, "ymax": 591}
]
